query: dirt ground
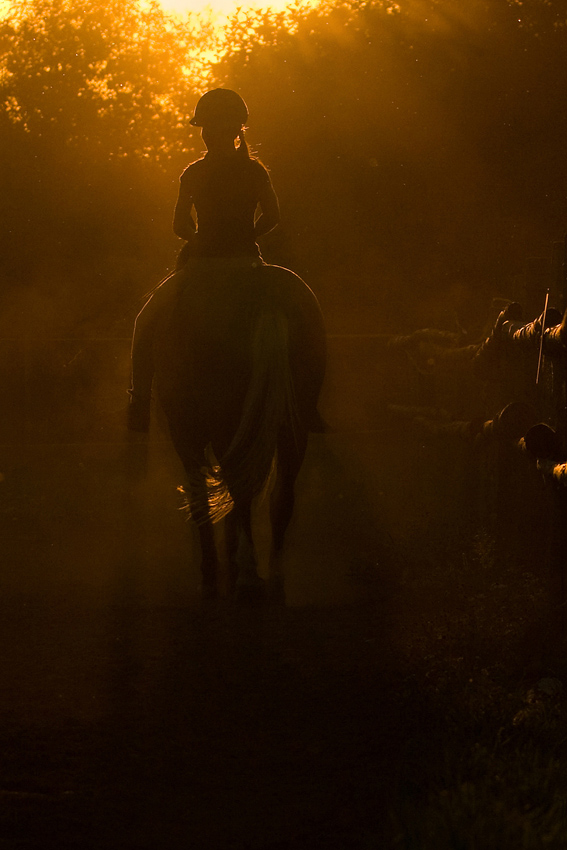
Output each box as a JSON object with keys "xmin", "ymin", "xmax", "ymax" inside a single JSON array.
[
  {"xmin": 0, "ymin": 593, "xmax": 407, "ymax": 849},
  {"xmin": 0, "ymin": 316, "xmax": 418, "ymax": 849},
  {"xmin": 1, "ymin": 297, "xmax": 565, "ymax": 848}
]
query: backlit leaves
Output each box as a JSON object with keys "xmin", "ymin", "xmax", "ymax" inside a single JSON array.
[{"xmin": 1, "ymin": 0, "xmax": 215, "ymax": 161}]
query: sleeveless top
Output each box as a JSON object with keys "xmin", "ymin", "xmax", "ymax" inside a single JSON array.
[{"xmin": 178, "ymin": 153, "xmax": 273, "ymax": 259}]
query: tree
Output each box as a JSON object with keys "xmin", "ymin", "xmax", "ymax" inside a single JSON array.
[
  {"xmin": 214, "ymin": 0, "xmax": 567, "ymax": 323},
  {"xmin": 0, "ymin": 0, "xmax": 215, "ymax": 299},
  {"xmin": 1, "ymin": 0, "xmax": 213, "ymax": 160}
]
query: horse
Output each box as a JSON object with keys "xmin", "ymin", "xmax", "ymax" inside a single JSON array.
[{"xmin": 154, "ymin": 262, "xmax": 326, "ymax": 600}]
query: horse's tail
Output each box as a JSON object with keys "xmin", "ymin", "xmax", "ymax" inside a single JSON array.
[{"xmin": 203, "ymin": 301, "xmax": 299, "ymax": 523}]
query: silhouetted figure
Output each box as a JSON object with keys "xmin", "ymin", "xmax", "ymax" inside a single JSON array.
[{"xmin": 128, "ymin": 88, "xmax": 280, "ymax": 431}]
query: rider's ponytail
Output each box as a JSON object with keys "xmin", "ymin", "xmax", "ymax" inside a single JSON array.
[{"xmin": 237, "ymin": 128, "xmax": 250, "ymax": 159}]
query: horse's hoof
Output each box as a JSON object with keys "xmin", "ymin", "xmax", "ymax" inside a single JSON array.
[
  {"xmin": 201, "ymin": 582, "xmax": 219, "ymax": 601},
  {"xmin": 235, "ymin": 580, "xmax": 266, "ymax": 605},
  {"xmin": 267, "ymin": 575, "xmax": 286, "ymax": 605}
]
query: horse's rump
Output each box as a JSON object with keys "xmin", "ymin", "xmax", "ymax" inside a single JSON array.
[
  {"xmin": 155, "ymin": 263, "xmax": 326, "ymax": 519},
  {"xmin": 157, "ymin": 263, "xmax": 325, "ymax": 435}
]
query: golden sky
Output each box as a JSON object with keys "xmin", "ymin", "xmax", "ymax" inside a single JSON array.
[
  {"xmin": 159, "ymin": 0, "xmax": 294, "ymax": 20},
  {"xmin": 0, "ymin": 0, "xmax": 297, "ymax": 21}
]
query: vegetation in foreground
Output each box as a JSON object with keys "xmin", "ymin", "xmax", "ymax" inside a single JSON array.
[{"xmin": 385, "ymin": 520, "xmax": 567, "ymax": 849}]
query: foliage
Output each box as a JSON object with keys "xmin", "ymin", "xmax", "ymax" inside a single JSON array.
[
  {"xmin": 390, "ymin": 521, "xmax": 567, "ymax": 848},
  {"xmin": 1, "ymin": 0, "xmax": 567, "ymax": 324},
  {"xmin": 214, "ymin": 0, "xmax": 567, "ymax": 321},
  {"xmin": 0, "ymin": 0, "xmax": 213, "ymax": 159},
  {"xmin": 0, "ymin": 0, "xmax": 217, "ymax": 299}
]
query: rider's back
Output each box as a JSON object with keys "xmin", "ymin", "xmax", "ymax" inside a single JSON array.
[{"xmin": 180, "ymin": 154, "xmax": 272, "ymax": 259}]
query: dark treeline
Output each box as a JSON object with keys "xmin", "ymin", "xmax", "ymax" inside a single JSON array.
[
  {"xmin": 216, "ymin": 0, "xmax": 567, "ymax": 328},
  {"xmin": 1, "ymin": 0, "xmax": 567, "ymax": 332},
  {"xmin": 0, "ymin": 0, "xmax": 211, "ymax": 329}
]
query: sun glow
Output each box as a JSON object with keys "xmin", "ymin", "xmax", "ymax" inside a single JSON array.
[
  {"xmin": 160, "ymin": 0, "xmax": 300, "ymax": 23},
  {"xmin": 0, "ymin": 0, "xmax": 307, "ymax": 23}
]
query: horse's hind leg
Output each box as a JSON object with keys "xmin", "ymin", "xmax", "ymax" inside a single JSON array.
[
  {"xmin": 196, "ymin": 518, "xmax": 219, "ymax": 599},
  {"xmin": 225, "ymin": 497, "xmax": 264, "ymax": 600},
  {"xmin": 269, "ymin": 428, "xmax": 308, "ymax": 586},
  {"xmin": 185, "ymin": 472, "xmax": 220, "ymax": 599}
]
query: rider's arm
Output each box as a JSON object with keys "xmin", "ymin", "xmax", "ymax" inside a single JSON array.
[
  {"xmin": 173, "ymin": 180, "xmax": 197, "ymax": 241},
  {"xmin": 253, "ymin": 175, "xmax": 280, "ymax": 239}
]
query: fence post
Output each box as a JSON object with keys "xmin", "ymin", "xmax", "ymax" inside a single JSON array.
[{"xmin": 524, "ymin": 256, "xmax": 551, "ymax": 320}]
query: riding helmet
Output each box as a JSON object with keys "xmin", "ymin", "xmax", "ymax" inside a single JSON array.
[{"xmin": 189, "ymin": 89, "xmax": 249, "ymax": 128}]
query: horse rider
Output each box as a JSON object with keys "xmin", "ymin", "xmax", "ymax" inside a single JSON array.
[{"xmin": 128, "ymin": 88, "xmax": 280, "ymax": 432}]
